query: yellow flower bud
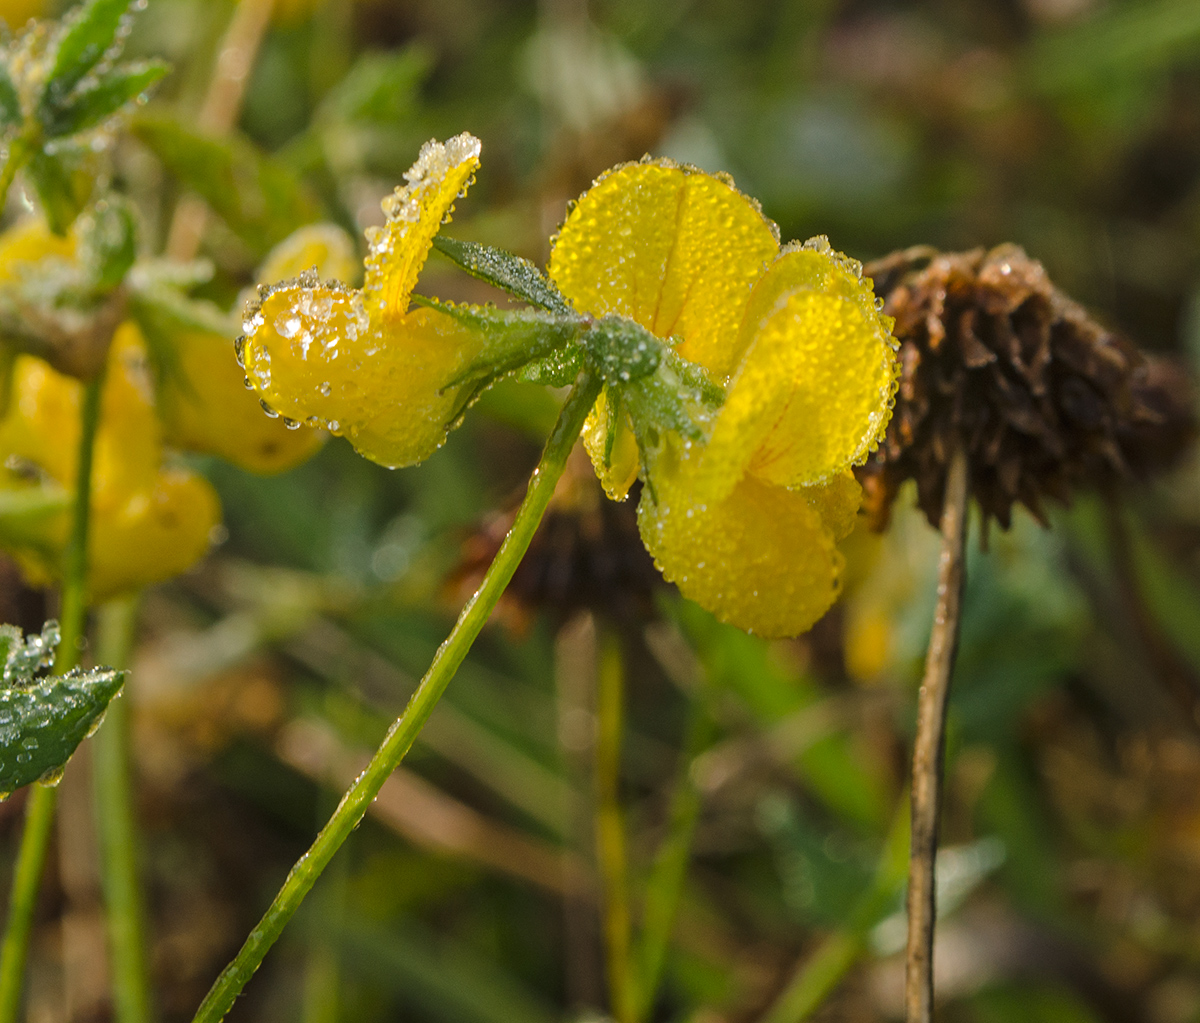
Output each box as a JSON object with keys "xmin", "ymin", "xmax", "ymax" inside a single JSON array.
[{"xmin": 240, "ymin": 134, "xmax": 486, "ymax": 468}]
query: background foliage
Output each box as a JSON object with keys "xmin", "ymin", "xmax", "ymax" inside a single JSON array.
[{"xmin": 4, "ymin": 1, "xmax": 1200, "ymax": 1022}]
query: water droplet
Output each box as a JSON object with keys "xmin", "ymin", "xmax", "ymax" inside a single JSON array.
[
  {"xmin": 319, "ymin": 382, "xmax": 332, "ymax": 397},
  {"xmin": 276, "ymin": 314, "xmax": 301, "ymax": 339}
]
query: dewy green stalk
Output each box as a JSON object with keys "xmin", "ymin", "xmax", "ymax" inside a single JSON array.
[
  {"xmin": 93, "ymin": 595, "xmax": 152, "ymax": 1023},
  {"xmin": 0, "ymin": 372, "xmax": 103, "ymax": 1023},
  {"xmin": 191, "ymin": 368, "xmax": 603, "ymax": 1023}
]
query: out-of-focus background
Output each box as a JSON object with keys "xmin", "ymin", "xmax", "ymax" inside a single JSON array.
[{"xmin": 6, "ymin": 1, "xmax": 1200, "ymax": 1021}]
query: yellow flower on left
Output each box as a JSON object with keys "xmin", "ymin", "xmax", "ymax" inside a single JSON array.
[
  {"xmin": 241, "ymin": 134, "xmax": 487, "ymax": 469},
  {"xmin": 0, "ymin": 326, "xmax": 221, "ymax": 599}
]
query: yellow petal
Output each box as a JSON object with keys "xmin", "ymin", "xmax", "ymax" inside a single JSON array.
[
  {"xmin": 637, "ymin": 457, "xmax": 844, "ymax": 638},
  {"xmin": 258, "ymin": 223, "xmax": 360, "ymax": 287},
  {"xmin": 0, "ymin": 219, "xmax": 75, "ymax": 283},
  {"xmin": 581, "ymin": 389, "xmax": 640, "ymax": 501},
  {"xmin": 548, "ymin": 160, "xmax": 779, "ymax": 380},
  {"xmin": 362, "ymin": 133, "xmax": 481, "ymax": 323},
  {"xmin": 88, "ymin": 469, "xmax": 220, "ymax": 600},
  {"xmin": 698, "ymin": 242, "xmax": 897, "ymax": 496},
  {"xmin": 802, "ymin": 470, "xmax": 862, "ymax": 542},
  {"xmin": 160, "ymin": 328, "xmax": 325, "ymax": 474}
]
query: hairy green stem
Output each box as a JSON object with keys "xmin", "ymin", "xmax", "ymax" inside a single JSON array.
[
  {"xmin": 595, "ymin": 627, "xmax": 635, "ymax": 1023},
  {"xmin": 190, "ymin": 369, "xmax": 603, "ymax": 1023},
  {"xmin": 93, "ymin": 595, "xmax": 152, "ymax": 1023},
  {"xmin": 0, "ymin": 372, "xmax": 103, "ymax": 1023}
]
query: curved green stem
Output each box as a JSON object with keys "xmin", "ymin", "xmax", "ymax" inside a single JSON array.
[
  {"xmin": 0, "ymin": 372, "xmax": 103, "ymax": 1023},
  {"xmin": 191, "ymin": 368, "xmax": 603, "ymax": 1023},
  {"xmin": 94, "ymin": 595, "xmax": 153, "ymax": 1023}
]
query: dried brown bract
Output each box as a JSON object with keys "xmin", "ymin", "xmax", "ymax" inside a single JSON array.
[{"xmin": 857, "ymin": 244, "xmax": 1196, "ymax": 530}]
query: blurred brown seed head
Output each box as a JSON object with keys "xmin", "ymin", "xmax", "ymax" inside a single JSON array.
[
  {"xmin": 857, "ymin": 245, "xmax": 1196, "ymax": 531},
  {"xmin": 448, "ymin": 446, "xmax": 663, "ymax": 632}
]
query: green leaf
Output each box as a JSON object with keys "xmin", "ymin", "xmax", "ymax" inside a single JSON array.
[
  {"xmin": 131, "ymin": 112, "xmax": 321, "ymax": 255},
  {"xmin": 40, "ymin": 0, "xmax": 133, "ymax": 115},
  {"xmin": 0, "ymin": 61, "xmax": 21, "ymax": 132},
  {"xmin": 26, "ymin": 145, "xmax": 98, "ymax": 235},
  {"xmin": 43, "ymin": 59, "xmax": 168, "ymax": 138},
  {"xmin": 0, "ymin": 620, "xmax": 125, "ymax": 796},
  {"xmin": 432, "ymin": 236, "xmax": 573, "ymax": 314}
]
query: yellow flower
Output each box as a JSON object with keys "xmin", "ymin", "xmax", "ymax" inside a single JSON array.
[
  {"xmin": 240, "ymin": 134, "xmax": 487, "ymax": 469},
  {"xmin": 548, "ymin": 161, "xmax": 898, "ymax": 637},
  {"xmin": 0, "ymin": 324, "xmax": 220, "ymax": 599},
  {"xmin": 156, "ymin": 225, "xmax": 355, "ymax": 475}
]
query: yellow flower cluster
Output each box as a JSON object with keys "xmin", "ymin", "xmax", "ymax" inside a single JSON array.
[
  {"xmin": 240, "ymin": 133, "xmax": 486, "ymax": 469},
  {"xmin": 548, "ymin": 162, "xmax": 898, "ymax": 637},
  {"xmin": 0, "ymin": 219, "xmax": 330, "ymax": 598}
]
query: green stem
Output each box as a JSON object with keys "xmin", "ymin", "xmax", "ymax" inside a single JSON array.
[
  {"xmin": 595, "ymin": 626, "xmax": 635, "ymax": 1023},
  {"xmin": 759, "ymin": 799, "xmax": 910, "ymax": 1023},
  {"xmin": 93, "ymin": 595, "xmax": 153, "ymax": 1023},
  {"xmin": 0, "ymin": 122, "xmax": 40, "ymax": 221},
  {"xmin": 191, "ymin": 369, "xmax": 603, "ymax": 1023},
  {"xmin": 635, "ymin": 695, "xmax": 714, "ymax": 1021},
  {"xmin": 0, "ymin": 372, "xmax": 103, "ymax": 1023}
]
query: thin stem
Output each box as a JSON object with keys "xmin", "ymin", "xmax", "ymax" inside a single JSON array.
[
  {"xmin": 635, "ymin": 692, "xmax": 713, "ymax": 1021},
  {"xmin": 595, "ymin": 626, "xmax": 635, "ymax": 1023},
  {"xmin": 165, "ymin": 0, "xmax": 275, "ymax": 261},
  {"xmin": 0, "ymin": 373, "xmax": 104, "ymax": 1023},
  {"xmin": 93, "ymin": 595, "xmax": 153, "ymax": 1023},
  {"xmin": 190, "ymin": 369, "xmax": 603, "ymax": 1023},
  {"xmin": 905, "ymin": 444, "xmax": 970, "ymax": 1023}
]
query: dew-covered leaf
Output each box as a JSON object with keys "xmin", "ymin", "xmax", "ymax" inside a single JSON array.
[
  {"xmin": 40, "ymin": 0, "xmax": 134, "ymax": 116},
  {"xmin": 432, "ymin": 236, "xmax": 572, "ymax": 314},
  {"xmin": 26, "ymin": 145, "xmax": 98, "ymax": 235},
  {"xmin": 43, "ymin": 59, "xmax": 168, "ymax": 138},
  {"xmin": 0, "ymin": 621, "xmax": 58, "ymax": 687},
  {"xmin": 0, "ymin": 663, "xmax": 124, "ymax": 796},
  {"xmin": 0, "ymin": 62, "xmax": 21, "ymax": 132},
  {"xmin": 131, "ymin": 112, "xmax": 321, "ymax": 255}
]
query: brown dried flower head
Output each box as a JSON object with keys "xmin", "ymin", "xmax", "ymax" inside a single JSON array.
[{"xmin": 857, "ymin": 244, "xmax": 1196, "ymax": 530}]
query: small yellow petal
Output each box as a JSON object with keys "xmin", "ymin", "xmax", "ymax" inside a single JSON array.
[
  {"xmin": 159, "ymin": 328, "xmax": 324, "ymax": 474},
  {"xmin": 548, "ymin": 160, "xmax": 779, "ymax": 379},
  {"xmin": 802, "ymin": 470, "xmax": 862, "ymax": 542},
  {"xmin": 363, "ymin": 133, "xmax": 481, "ymax": 323},
  {"xmin": 637, "ymin": 458, "xmax": 844, "ymax": 638},
  {"xmin": 0, "ymin": 219, "xmax": 75, "ymax": 283},
  {"xmin": 581, "ymin": 389, "xmax": 640, "ymax": 501},
  {"xmin": 258, "ymin": 223, "xmax": 360, "ymax": 287}
]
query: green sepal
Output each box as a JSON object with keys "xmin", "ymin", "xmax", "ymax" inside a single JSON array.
[
  {"xmin": 432, "ymin": 236, "xmax": 572, "ymax": 314},
  {"xmin": 579, "ymin": 313, "xmax": 662, "ymax": 386},
  {"xmin": 623, "ymin": 348, "xmax": 724, "ymax": 444},
  {"xmin": 0, "ymin": 620, "xmax": 125, "ymax": 796},
  {"xmin": 42, "ymin": 59, "xmax": 169, "ymax": 138},
  {"xmin": 39, "ymin": 0, "xmax": 134, "ymax": 117},
  {"xmin": 27, "ymin": 144, "xmax": 98, "ymax": 235},
  {"xmin": 0, "ymin": 60, "xmax": 20, "ymax": 132},
  {"xmin": 131, "ymin": 112, "xmax": 320, "ymax": 256},
  {"xmin": 518, "ymin": 346, "xmax": 584, "ymax": 387}
]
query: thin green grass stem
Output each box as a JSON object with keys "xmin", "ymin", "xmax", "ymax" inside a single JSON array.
[
  {"xmin": 635, "ymin": 695, "xmax": 714, "ymax": 1020},
  {"xmin": 595, "ymin": 626, "xmax": 636, "ymax": 1023},
  {"xmin": 93, "ymin": 595, "xmax": 153, "ymax": 1023},
  {"xmin": 0, "ymin": 372, "xmax": 104, "ymax": 1023},
  {"xmin": 759, "ymin": 797, "xmax": 911, "ymax": 1023},
  {"xmin": 190, "ymin": 369, "xmax": 603, "ymax": 1023}
]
